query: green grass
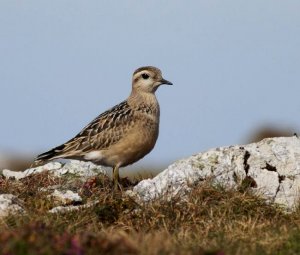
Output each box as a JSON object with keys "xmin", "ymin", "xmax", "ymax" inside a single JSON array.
[{"xmin": 1, "ymin": 171, "xmax": 300, "ymax": 255}]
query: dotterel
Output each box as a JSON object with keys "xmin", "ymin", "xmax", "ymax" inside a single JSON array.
[{"xmin": 32, "ymin": 66, "xmax": 173, "ymax": 189}]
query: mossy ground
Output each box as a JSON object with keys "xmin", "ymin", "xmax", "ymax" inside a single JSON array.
[{"xmin": 0, "ymin": 171, "xmax": 300, "ymax": 255}]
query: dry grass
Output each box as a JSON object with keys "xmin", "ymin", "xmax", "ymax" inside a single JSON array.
[{"xmin": 0, "ymin": 171, "xmax": 300, "ymax": 255}]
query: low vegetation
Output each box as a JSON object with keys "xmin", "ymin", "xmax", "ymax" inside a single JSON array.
[{"xmin": 0, "ymin": 171, "xmax": 300, "ymax": 255}]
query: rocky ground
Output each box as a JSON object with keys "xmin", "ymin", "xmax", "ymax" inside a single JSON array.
[{"xmin": 1, "ymin": 137, "xmax": 300, "ymax": 254}]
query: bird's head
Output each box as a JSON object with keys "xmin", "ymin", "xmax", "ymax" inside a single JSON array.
[{"xmin": 132, "ymin": 66, "xmax": 172, "ymax": 93}]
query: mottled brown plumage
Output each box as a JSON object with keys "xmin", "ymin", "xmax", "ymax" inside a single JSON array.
[{"xmin": 32, "ymin": 66, "xmax": 172, "ymax": 189}]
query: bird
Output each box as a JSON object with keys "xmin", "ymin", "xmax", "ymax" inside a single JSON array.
[{"xmin": 31, "ymin": 66, "xmax": 173, "ymax": 189}]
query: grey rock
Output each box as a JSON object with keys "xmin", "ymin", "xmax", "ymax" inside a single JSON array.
[
  {"xmin": 2, "ymin": 162, "xmax": 62, "ymax": 180},
  {"xmin": 49, "ymin": 200, "xmax": 99, "ymax": 214},
  {"xmin": 55, "ymin": 160, "xmax": 105, "ymax": 178},
  {"xmin": 128, "ymin": 136, "xmax": 300, "ymax": 211},
  {"xmin": 2, "ymin": 160, "xmax": 106, "ymax": 180},
  {"xmin": 0, "ymin": 194, "xmax": 24, "ymax": 217},
  {"xmin": 49, "ymin": 190, "xmax": 82, "ymax": 205}
]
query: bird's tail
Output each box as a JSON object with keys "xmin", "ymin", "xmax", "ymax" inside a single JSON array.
[{"xmin": 30, "ymin": 144, "xmax": 66, "ymax": 168}]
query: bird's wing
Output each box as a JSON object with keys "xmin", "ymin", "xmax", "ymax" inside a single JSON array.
[{"xmin": 35, "ymin": 100, "xmax": 135, "ymax": 162}]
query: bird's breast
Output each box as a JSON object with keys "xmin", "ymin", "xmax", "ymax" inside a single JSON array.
[{"xmin": 99, "ymin": 115, "xmax": 159, "ymax": 167}]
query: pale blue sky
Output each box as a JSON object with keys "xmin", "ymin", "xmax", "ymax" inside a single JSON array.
[{"xmin": 1, "ymin": 1, "xmax": 300, "ymax": 167}]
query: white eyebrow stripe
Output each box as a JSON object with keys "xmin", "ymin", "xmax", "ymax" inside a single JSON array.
[{"xmin": 133, "ymin": 71, "xmax": 150, "ymax": 80}]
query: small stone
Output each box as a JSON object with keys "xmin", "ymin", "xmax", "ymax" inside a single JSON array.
[
  {"xmin": 49, "ymin": 190, "xmax": 82, "ymax": 205},
  {"xmin": 0, "ymin": 194, "xmax": 24, "ymax": 217},
  {"xmin": 49, "ymin": 200, "xmax": 99, "ymax": 214}
]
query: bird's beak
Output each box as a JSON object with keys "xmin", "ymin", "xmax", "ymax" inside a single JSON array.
[{"xmin": 160, "ymin": 78, "xmax": 173, "ymax": 85}]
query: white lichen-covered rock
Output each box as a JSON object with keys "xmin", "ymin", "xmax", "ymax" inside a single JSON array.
[
  {"xmin": 54, "ymin": 160, "xmax": 105, "ymax": 177},
  {"xmin": 2, "ymin": 160, "xmax": 106, "ymax": 180},
  {"xmin": 49, "ymin": 190, "xmax": 82, "ymax": 205},
  {"xmin": 128, "ymin": 136, "xmax": 300, "ymax": 211},
  {"xmin": 0, "ymin": 194, "xmax": 24, "ymax": 217},
  {"xmin": 2, "ymin": 162, "xmax": 62, "ymax": 180}
]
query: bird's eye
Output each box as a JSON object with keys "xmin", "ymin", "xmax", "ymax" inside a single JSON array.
[{"xmin": 142, "ymin": 73, "xmax": 149, "ymax": 79}]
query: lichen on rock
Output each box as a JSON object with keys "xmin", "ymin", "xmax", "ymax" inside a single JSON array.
[
  {"xmin": 128, "ymin": 136, "xmax": 300, "ymax": 211},
  {"xmin": 0, "ymin": 194, "xmax": 24, "ymax": 218}
]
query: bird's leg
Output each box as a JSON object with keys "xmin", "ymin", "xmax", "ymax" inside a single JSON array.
[{"xmin": 113, "ymin": 165, "xmax": 120, "ymax": 191}]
